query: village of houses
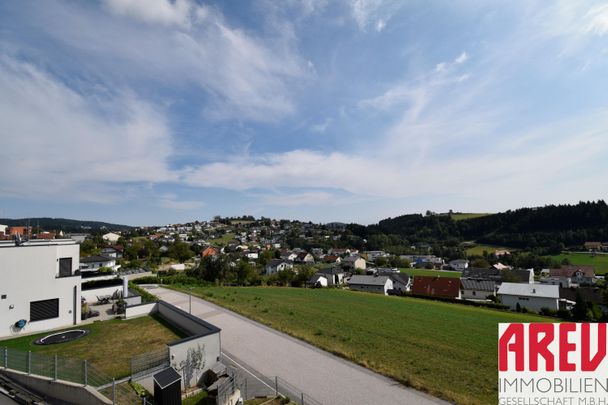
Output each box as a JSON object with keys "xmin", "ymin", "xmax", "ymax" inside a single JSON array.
[{"xmin": 1, "ymin": 218, "xmax": 604, "ymax": 318}]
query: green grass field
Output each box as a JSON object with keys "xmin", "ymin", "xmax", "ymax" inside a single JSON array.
[
  {"xmin": 208, "ymin": 232, "xmax": 236, "ymax": 246},
  {"xmin": 465, "ymin": 244, "xmax": 512, "ymax": 257},
  {"xmin": 170, "ymin": 286, "xmax": 546, "ymax": 405},
  {"xmin": 0, "ymin": 315, "xmax": 184, "ymax": 377},
  {"xmin": 400, "ymin": 268, "xmax": 462, "ymax": 278},
  {"xmin": 450, "ymin": 213, "xmax": 492, "ymax": 221},
  {"xmin": 546, "ymin": 252, "xmax": 608, "ymax": 275}
]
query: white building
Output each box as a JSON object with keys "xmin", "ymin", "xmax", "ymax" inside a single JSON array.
[
  {"xmin": 347, "ymin": 275, "xmax": 393, "ymax": 295},
  {"xmin": 102, "ymin": 232, "xmax": 121, "ymax": 243},
  {"xmin": 449, "ymin": 259, "xmax": 469, "ymax": 271},
  {"xmin": 497, "ymin": 283, "xmax": 560, "ymax": 312},
  {"xmin": 79, "ymin": 255, "xmax": 119, "ymax": 272},
  {"xmin": 0, "ymin": 239, "xmax": 81, "ymax": 338}
]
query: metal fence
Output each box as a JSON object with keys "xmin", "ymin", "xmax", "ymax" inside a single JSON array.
[
  {"xmin": 236, "ymin": 373, "xmax": 322, "ymax": 405},
  {"xmin": 130, "ymin": 348, "xmax": 169, "ymax": 380},
  {"xmin": 1, "ymin": 346, "xmax": 138, "ymax": 405}
]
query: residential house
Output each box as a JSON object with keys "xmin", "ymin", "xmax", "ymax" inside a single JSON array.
[
  {"xmin": 411, "ymin": 276, "xmax": 461, "ymax": 299},
  {"xmin": 548, "ymin": 265, "xmax": 595, "ymax": 287},
  {"xmin": 0, "ymin": 239, "xmax": 81, "ymax": 338},
  {"xmin": 201, "ymin": 246, "xmax": 220, "ymax": 258},
  {"xmin": 323, "ymin": 255, "xmax": 341, "ymax": 264},
  {"xmin": 80, "ymin": 255, "xmax": 119, "ymax": 272},
  {"xmin": 318, "ymin": 267, "xmax": 346, "ymax": 286},
  {"xmin": 347, "ymin": 275, "xmax": 393, "ymax": 295},
  {"xmin": 308, "ymin": 274, "xmax": 328, "ymax": 288},
  {"xmin": 449, "ymin": 259, "xmax": 469, "ymax": 271},
  {"xmin": 364, "ymin": 251, "xmax": 389, "ymax": 262},
  {"xmin": 295, "ymin": 252, "xmax": 315, "ymax": 264},
  {"xmin": 342, "ymin": 256, "xmax": 366, "ymax": 271},
  {"xmin": 311, "ymin": 248, "xmax": 324, "ymax": 258},
  {"xmin": 497, "ymin": 283, "xmax": 560, "ymax": 312},
  {"xmin": 462, "ymin": 268, "xmax": 534, "ymax": 283},
  {"xmin": 584, "ymin": 242, "xmax": 603, "ymax": 252},
  {"xmin": 378, "ymin": 271, "xmax": 411, "ymax": 293},
  {"xmin": 492, "ymin": 262, "xmax": 512, "ymax": 271},
  {"xmin": 495, "ymin": 250, "xmax": 511, "ymax": 257},
  {"xmin": 101, "ymin": 246, "xmax": 123, "ymax": 259},
  {"xmin": 460, "ymin": 279, "xmax": 498, "ymax": 300},
  {"xmin": 265, "ymin": 259, "xmax": 293, "ymax": 275}
]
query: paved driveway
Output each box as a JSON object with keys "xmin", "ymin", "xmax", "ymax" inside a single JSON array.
[{"xmin": 144, "ymin": 286, "xmax": 451, "ymax": 405}]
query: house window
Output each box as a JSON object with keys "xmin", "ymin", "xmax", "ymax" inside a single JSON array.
[
  {"xmin": 472, "ymin": 291, "xmax": 476, "ymax": 296},
  {"xmin": 1, "ymin": 294, "xmax": 6, "ymax": 299},
  {"xmin": 30, "ymin": 298, "xmax": 59, "ymax": 322},
  {"xmin": 59, "ymin": 257, "xmax": 72, "ymax": 277}
]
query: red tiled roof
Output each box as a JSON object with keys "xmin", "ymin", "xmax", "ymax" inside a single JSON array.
[
  {"xmin": 202, "ymin": 246, "xmax": 220, "ymax": 257},
  {"xmin": 549, "ymin": 265, "xmax": 595, "ymax": 278},
  {"xmin": 411, "ymin": 276, "xmax": 461, "ymax": 299}
]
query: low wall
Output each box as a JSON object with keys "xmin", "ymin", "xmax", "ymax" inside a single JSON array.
[
  {"xmin": 157, "ymin": 301, "xmax": 220, "ymax": 337},
  {"xmin": 124, "ymin": 302, "xmax": 157, "ymax": 319},
  {"xmin": 0, "ymin": 369, "xmax": 111, "ymax": 405}
]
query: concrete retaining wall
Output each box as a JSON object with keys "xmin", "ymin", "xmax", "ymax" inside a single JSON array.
[
  {"xmin": 0, "ymin": 369, "xmax": 111, "ymax": 405},
  {"xmin": 124, "ymin": 302, "xmax": 157, "ymax": 319}
]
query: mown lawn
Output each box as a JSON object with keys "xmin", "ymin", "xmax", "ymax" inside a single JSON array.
[
  {"xmin": 400, "ymin": 268, "xmax": 462, "ymax": 278},
  {"xmin": 169, "ymin": 286, "xmax": 547, "ymax": 405},
  {"xmin": 546, "ymin": 252, "xmax": 608, "ymax": 275},
  {"xmin": 0, "ymin": 315, "xmax": 184, "ymax": 377}
]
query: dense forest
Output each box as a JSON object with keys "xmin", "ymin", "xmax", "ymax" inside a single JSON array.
[
  {"xmin": 350, "ymin": 201, "xmax": 608, "ymax": 252},
  {"xmin": 0, "ymin": 217, "xmax": 132, "ymax": 232}
]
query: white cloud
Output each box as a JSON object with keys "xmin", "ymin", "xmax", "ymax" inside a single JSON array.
[
  {"xmin": 455, "ymin": 51, "xmax": 468, "ymax": 64},
  {"xmin": 0, "ymin": 55, "xmax": 175, "ymax": 201},
  {"xmin": 585, "ymin": 4, "xmax": 608, "ymax": 36},
  {"xmin": 260, "ymin": 191, "xmax": 335, "ymax": 207},
  {"xmin": 103, "ymin": 0, "xmax": 195, "ymax": 27},
  {"xmin": 349, "ymin": 0, "xmax": 402, "ymax": 32},
  {"xmin": 28, "ymin": 1, "xmax": 307, "ymax": 122}
]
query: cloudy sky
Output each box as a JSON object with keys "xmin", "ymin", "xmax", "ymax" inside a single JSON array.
[{"xmin": 1, "ymin": 1, "xmax": 608, "ymax": 226}]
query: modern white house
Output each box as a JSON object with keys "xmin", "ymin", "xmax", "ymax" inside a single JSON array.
[
  {"xmin": 318, "ymin": 267, "xmax": 346, "ymax": 286},
  {"xmin": 347, "ymin": 275, "xmax": 393, "ymax": 295},
  {"xmin": 0, "ymin": 239, "xmax": 81, "ymax": 338},
  {"xmin": 497, "ymin": 283, "xmax": 560, "ymax": 312},
  {"xmin": 79, "ymin": 255, "xmax": 119, "ymax": 272}
]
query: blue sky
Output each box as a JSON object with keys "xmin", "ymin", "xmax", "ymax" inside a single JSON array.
[{"xmin": 1, "ymin": 0, "xmax": 608, "ymax": 226}]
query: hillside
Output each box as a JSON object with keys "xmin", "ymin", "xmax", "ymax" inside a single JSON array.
[
  {"xmin": 0, "ymin": 217, "xmax": 132, "ymax": 232},
  {"xmin": 355, "ymin": 201, "xmax": 608, "ymax": 250}
]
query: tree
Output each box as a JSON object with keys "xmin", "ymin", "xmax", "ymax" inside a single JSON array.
[
  {"xmin": 572, "ymin": 291, "xmax": 588, "ymax": 321},
  {"xmin": 168, "ymin": 241, "xmax": 194, "ymax": 263}
]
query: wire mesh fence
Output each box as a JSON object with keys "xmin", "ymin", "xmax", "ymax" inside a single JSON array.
[
  {"xmin": 1, "ymin": 346, "xmax": 134, "ymax": 404},
  {"xmin": 130, "ymin": 347, "xmax": 169, "ymax": 380}
]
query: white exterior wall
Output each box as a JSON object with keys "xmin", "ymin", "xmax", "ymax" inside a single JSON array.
[
  {"xmin": 169, "ymin": 333, "xmax": 221, "ymax": 388},
  {"xmin": 349, "ymin": 279, "xmax": 393, "ymax": 295},
  {"xmin": 0, "ymin": 240, "xmax": 81, "ymax": 338},
  {"xmin": 499, "ymin": 294, "xmax": 559, "ymax": 312},
  {"xmin": 125, "ymin": 302, "xmax": 158, "ymax": 319}
]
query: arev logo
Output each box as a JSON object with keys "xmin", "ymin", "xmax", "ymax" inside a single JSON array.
[{"xmin": 499, "ymin": 323, "xmax": 608, "ymax": 405}]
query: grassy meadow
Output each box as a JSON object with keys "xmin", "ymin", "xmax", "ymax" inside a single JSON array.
[
  {"xmin": 546, "ymin": 252, "xmax": 608, "ymax": 275},
  {"xmin": 170, "ymin": 286, "xmax": 547, "ymax": 405},
  {"xmin": 400, "ymin": 268, "xmax": 462, "ymax": 278},
  {"xmin": 450, "ymin": 213, "xmax": 492, "ymax": 221},
  {"xmin": 0, "ymin": 315, "xmax": 184, "ymax": 377}
]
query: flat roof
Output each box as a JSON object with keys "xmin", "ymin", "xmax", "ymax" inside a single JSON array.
[{"xmin": 0, "ymin": 239, "xmax": 77, "ymax": 248}]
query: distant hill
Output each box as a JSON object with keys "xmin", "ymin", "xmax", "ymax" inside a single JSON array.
[
  {"xmin": 0, "ymin": 217, "xmax": 132, "ymax": 233},
  {"xmin": 352, "ymin": 201, "xmax": 608, "ymax": 251}
]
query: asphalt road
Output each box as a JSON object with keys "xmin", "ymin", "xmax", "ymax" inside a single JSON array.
[{"xmin": 145, "ymin": 286, "xmax": 451, "ymax": 405}]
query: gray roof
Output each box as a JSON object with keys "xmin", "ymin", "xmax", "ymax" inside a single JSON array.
[
  {"xmin": 348, "ymin": 275, "xmax": 390, "ymax": 286},
  {"xmin": 378, "ymin": 271, "xmax": 410, "ymax": 285},
  {"xmin": 80, "ymin": 255, "xmax": 113, "ymax": 263},
  {"xmin": 309, "ymin": 274, "xmax": 327, "ymax": 283},
  {"xmin": 460, "ymin": 278, "xmax": 497, "ymax": 292},
  {"xmin": 497, "ymin": 283, "xmax": 559, "ymax": 298},
  {"xmin": 319, "ymin": 267, "xmax": 345, "ymax": 275}
]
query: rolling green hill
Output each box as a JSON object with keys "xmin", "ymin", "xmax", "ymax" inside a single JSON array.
[{"xmin": 0, "ymin": 217, "xmax": 132, "ymax": 232}]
